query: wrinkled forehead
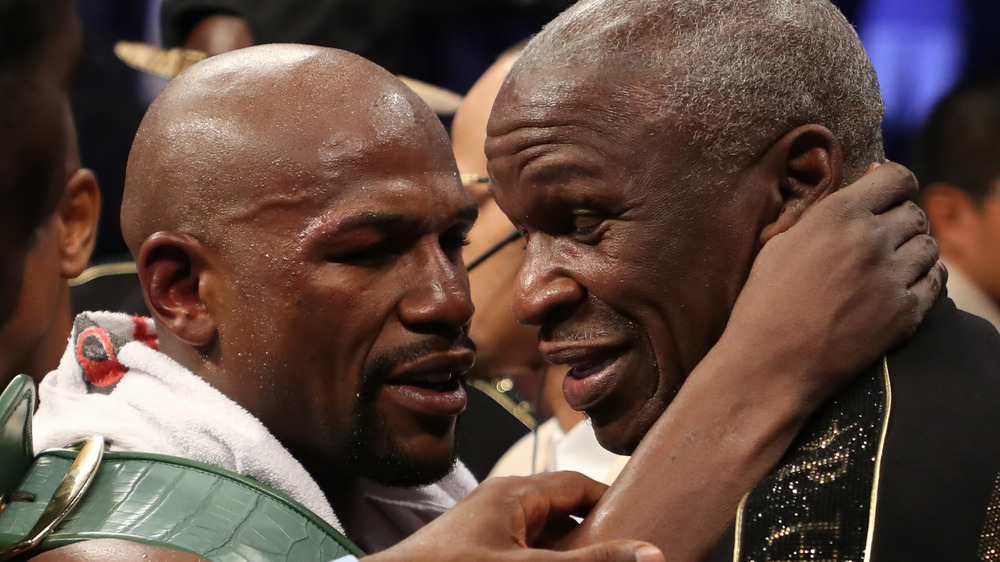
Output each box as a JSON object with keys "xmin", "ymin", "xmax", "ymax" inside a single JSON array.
[
  {"xmin": 211, "ymin": 95, "xmax": 462, "ymax": 235},
  {"xmin": 487, "ymin": 64, "xmax": 654, "ymax": 144}
]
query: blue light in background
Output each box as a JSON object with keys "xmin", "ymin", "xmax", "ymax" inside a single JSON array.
[{"xmin": 857, "ymin": 0, "xmax": 967, "ymax": 132}]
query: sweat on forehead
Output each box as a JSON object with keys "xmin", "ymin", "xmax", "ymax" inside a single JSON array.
[
  {"xmin": 503, "ymin": 0, "xmax": 884, "ymax": 179},
  {"xmin": 120, "ymin": 44, "xmax": 439, "ymax": 255}
]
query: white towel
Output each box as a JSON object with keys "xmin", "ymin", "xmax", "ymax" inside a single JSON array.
[{"xmin": 33, "ymin": 311, "xmax": 477, "ymax": 549}]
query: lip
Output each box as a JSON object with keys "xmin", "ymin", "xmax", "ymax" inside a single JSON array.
[
  {"xmin": 386, "ymin": 349, "xmax": 476, "ymax": 383},
  {"xmin": 537, "ymin": 341, "xmax": 629, "ymax": 411},
  {"xmin": 381, "ymin": 349, "xmax": 475, "ymax": 418}
]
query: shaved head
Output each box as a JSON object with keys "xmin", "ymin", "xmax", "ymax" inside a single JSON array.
[
  {"xmin": 121, "ymin": 44, "xmax": 477, "ymax": 496},
  {"xmin": 122, "ymin": 45, "xmax": 441, "ymax": 257}
]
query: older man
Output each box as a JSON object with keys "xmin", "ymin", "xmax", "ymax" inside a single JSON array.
[
  {"xmin": 487, "ymin": 0, "xmax": 999, "ymax": 560},
  {"xmin": 12, "ymin": 37, "xmax": 939, "ymax": 562},
  {"xmin": 917, "ymin": 78, "xmax": 1000, "ymax": 332}
]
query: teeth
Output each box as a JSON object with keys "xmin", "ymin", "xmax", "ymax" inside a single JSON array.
[
  {"xmin": 421, "ymin": 372, "xmax": 453, "ymax": 384},
  {"xmin": 569, "ymin": 357, "xmax": 616, "ymax": 379}
]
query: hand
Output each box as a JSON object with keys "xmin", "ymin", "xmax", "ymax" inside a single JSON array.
[
  {"xmin": 560, "ymin": 161, "xmax": 942, "ymax": 561},
  {"xmin": 720, "ymin": 160, "xmax": 942, "ymax": 411},
  {"xmin": 369, "ymin": 472, "xmax": 664, "ymax": 562}
]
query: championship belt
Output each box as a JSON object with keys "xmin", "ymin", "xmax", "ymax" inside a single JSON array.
[
  {"xmin": 730, "ymin": 358, "xmax": 891, "ymax": 562},
  {"xmin": 0, "ymin": 375, "xmax": 364, "ymax": 561}
]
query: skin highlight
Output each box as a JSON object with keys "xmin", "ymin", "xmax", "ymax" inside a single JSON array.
[
  {"xmin": 485, "ymin": 0, "xmax": 943, "ymax": 557},
  {"xmin": 121, "ymin": 46, "xmax": 477, "ymax": 535}
]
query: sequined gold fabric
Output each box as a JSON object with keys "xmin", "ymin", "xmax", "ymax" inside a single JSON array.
[
  {"xmin": 979, "ymin": 473, "xmax": 1000, "ymax": 561},
  {"xmin": 734, "ymin": 359, "xmax": 890, "ymax": 562}
]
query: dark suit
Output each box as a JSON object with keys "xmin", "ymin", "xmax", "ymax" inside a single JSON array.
[{"xmin": 710, "ymin": 296, "xmax": 1000, "ymax": 561}]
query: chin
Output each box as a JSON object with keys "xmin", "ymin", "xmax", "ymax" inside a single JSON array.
[
  {"xmin": 345, "ymin": 418, "xmax": 460, "ymax": 487},
  {"xmin": 591, "ymin": 417, "xmax": 647, "ymax": 456},
  {"xmin": 361, "ymin": 445, "xmax": 458, "ymax": 488}
]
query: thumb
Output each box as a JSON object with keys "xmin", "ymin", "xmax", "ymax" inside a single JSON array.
[{"xmin": 551, "ymin": 540, "xmax": 665, "ymax": 562}]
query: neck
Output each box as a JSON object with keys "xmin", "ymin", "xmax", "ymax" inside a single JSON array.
[
  {"xmin": 0, "ymin": 285, "xmax": 73, "ymax": 388},
  {"xmin": 308, "ymin": 462, "xmax": 367, "ymax": 541}
]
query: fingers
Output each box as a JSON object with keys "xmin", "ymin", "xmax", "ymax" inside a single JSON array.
[
  {"xmin": 905, "ymin": 261, "xmax": 947, "ymax": 327},
  {"xmin": 876, "ymin": 199, "xmax": 930, "ymax": 249},
  {"xmin": 543, "ymin": 541, "xmax": 665, "ymax": 562},
  {"xmin": 507, "ymin": 471, "xmax": 609, "ymax": 519},
  {"xmin": 507, "ymin": 472, "xmax": 609, "ymax": 545},
  {"xmin": 833, "ymin": 161, "xmax": 919, "ymax": 215},
  {"xmin": 893, "ymin": 233, "xmax": 940, "ymax": 286}
]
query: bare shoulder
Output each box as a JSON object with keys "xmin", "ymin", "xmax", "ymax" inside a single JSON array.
[{"xmin": 29, "ymin": 539, "xmax": 208, "ymax": 561}]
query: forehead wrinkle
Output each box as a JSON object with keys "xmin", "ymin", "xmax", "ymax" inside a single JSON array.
[
  {"xmin": 303, "ymin": 209, "xmax": 406, "ymax": 239},
  {"xmin": 300, "ymin": 201, "xmax": 479, "ymax": 244},
  {"xmin": 223, "ymin": 187, "xmax": 326, "ymax": 228}
]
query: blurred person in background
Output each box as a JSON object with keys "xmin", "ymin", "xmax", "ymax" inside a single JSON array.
[
  {"xmin": 452, "ymin": 48, "xmax": 627, "ymax": 483},
  {"xmin": 0, "ymin": 0, "xmax": 83, "ymax": 325},
  {"xmin": 917, "ymin": 77, "xmax": 1000, "ymax": 331},
  {"xmin": 159, "ymin": 0, "xmax": 576, "ymax": 94},
  {"xmin": 0, "ymin": 113, "xmax": 101, "ymax": 389}
]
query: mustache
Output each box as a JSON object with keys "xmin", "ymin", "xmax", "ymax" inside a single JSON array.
[{"xmin": 537, "ymin": 299, "xmax": 638, "ymax": 343}]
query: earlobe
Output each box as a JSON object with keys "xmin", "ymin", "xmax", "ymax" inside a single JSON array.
[
  {"xmin": 58, "ymin": 168, "xmax": 101, "ymax": 278},
  {"xmin": 138, "ymin": 232, "xmax": 216, "ymax": 346},
  {"xmin": 760, "ymin": 125, "xmax": 844, "ymax": 243}
]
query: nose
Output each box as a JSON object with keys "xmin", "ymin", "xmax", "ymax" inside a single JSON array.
[
  {"xmin": 398, "ymin": 239, "xmax": 475, "ymax": 331},
  {"xmin": 512, "ymin": 235, "xmax": 585, "ymax": 326}
]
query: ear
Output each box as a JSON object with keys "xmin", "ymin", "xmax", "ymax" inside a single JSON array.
[
  {"xmin": 56, "ymin": 168, "xmax": 101, "ymax": 279},
  {"xmin": 137, "ymin": 231, "xmax": 216, "ymax": 346},
  {"xmin": 920, "ymin": 182, "xmax": 979, "ymax": 252},
  {"xmin": 759, "ymin": 125, "xmax": 844, "ymax": 244}
]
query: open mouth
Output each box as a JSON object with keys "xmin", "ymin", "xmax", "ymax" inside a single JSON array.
[
  {"xmin": 388, "ymin": 372, "xmax": 463, "ymax": 393},
  {"xmin": 536, "ymin": 340, "xmax": 630, "ymax": 411},
  {"xmin": 567, "ymin": 354, "xmax": 621, "ymax": 380},
  {"xmin": 380, "ymin": 350, "xmax": 474, "ymax": 417}
]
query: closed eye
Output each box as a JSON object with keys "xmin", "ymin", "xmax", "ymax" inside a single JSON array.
[
  {"xmin": 326, "ymin": 238, "xmax": 409, "ymax": 266},
  {"xmin": 440, "ymin": 227, "xmax": 471, "ymax": 261}
]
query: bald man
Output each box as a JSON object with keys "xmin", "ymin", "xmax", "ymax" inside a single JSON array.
[
  {"xmin": 486, "ymin": 0, "xmax": 1000, "ymax": 559},
  {"xmin": 14, "ymin": 42, "xmax": 940, "ymax": 561}
]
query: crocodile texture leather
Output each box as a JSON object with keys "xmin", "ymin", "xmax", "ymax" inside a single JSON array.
[
  {"xmin": 0, "ymin": 450, "xmax": 364, "ymax": 561},
  {"xmin": 0, "ymin": 376, "xmax": 35, "ymax": 499}
]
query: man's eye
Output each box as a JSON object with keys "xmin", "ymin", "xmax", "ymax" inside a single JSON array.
[
  {"xmin": 572, "ymin": 212, "xmax": 604, "ymax": 235},
  {"xmin": 440, "ymin": 231, "xmax": 471, "ymax": 256},
  {"xmin": 326, "ymin": 242, "xmax": 399, "ymax": 266}
]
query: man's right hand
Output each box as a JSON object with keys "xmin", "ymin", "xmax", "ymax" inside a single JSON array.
[{"xmin": 370, "ymin": 471, "xmax": 664, "ymax": 562}]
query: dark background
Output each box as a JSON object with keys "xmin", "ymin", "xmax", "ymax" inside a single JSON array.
[{"xmin": 73, "ymin": 0, "xmax": 1000, "ymax": 261}]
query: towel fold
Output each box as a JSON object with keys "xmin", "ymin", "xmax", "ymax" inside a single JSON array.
[{"xmin": 33, "ymin": 311, "xmax": 477, "ymax": 550}]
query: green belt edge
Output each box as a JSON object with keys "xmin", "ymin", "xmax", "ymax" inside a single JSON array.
[{"xmin": 0, "ymin": 448, "xmax": 365, "ymax": 561}]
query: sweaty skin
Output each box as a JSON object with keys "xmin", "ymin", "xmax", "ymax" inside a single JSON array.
[{"xmin": 39, "ymin": 40, "xmax": 939, "ymax": 562}]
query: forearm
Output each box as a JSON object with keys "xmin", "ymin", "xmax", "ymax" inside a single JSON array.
[{"xmin": 563, "ymin": 332, "xmax": 811, "ymax": 560}]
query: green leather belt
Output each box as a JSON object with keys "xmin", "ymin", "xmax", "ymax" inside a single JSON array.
[{"xmin": 0, "ymin": 376, "xmax": 364, "ymax": 561}]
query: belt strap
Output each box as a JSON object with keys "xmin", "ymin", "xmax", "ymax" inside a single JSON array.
[{"xmin": 0, "ymin": 449, "xmax": 364, "ymax": 561}]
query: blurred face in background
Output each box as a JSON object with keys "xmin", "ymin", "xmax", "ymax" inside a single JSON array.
[{"xmin": 454, "ymin": 52, "xmax": 549, "ymax": 403}]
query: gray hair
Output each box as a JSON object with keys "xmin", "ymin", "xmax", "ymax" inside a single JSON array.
[{"xmin": 514, "ymin": 0, "xmax": 884, "ymax": 181}]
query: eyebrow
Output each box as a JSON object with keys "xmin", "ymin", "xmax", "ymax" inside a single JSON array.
[{"xmin": 303, "ymin": 203, "xmax": 479, "ymax": 240}]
